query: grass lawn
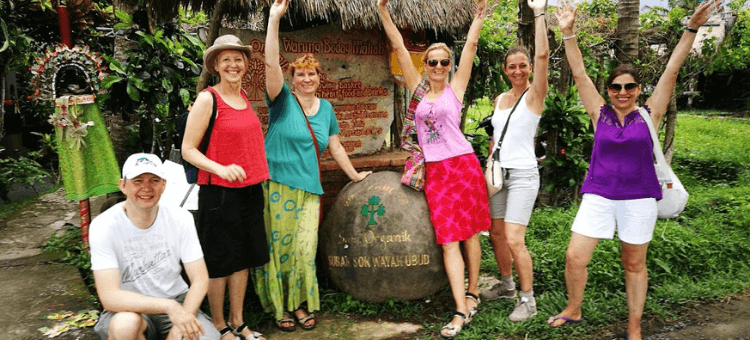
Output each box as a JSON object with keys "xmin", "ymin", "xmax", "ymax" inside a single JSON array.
[{"xmin": 314, "ymin": 111, "xmax": 750, "ymax": 339}]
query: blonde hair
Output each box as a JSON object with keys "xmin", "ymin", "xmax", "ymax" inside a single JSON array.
[
  {"xmin": 422, "ymin": 43, "xmax": 452, "ymax": 64},
  {"xmin": 290, "ymin": 54, "xmax": 322, "ymax": 76}
]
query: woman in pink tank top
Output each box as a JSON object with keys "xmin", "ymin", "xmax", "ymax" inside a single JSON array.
[{"xmin": 378, "ymin": 0, "xmax": 490, "ymax": 338}]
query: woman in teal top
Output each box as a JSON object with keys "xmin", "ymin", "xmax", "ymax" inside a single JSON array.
[
  {"xmin": 264, "ymin": 82, "xmax": 338, "ymax": 195},
  {"xmin": 254, "ymin": 0, "xmax": 371, "ymax": 333}
]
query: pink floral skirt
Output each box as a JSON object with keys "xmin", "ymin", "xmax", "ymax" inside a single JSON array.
[{"xmin": 425, "ymin": 153, "xmax": 491, "ymax": 244}]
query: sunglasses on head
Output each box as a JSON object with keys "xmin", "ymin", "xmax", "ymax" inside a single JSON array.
[
  {"xmin": 427, "ymin": 59, "xmax": 451, "ymax": 67},
  {"xmin": 607, "ymin": 82, "xmax": 639, "ymax": 92}
]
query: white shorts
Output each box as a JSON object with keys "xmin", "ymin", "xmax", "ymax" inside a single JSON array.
[{"xmin": 571, "ymin": 194, "xmax": 657, "ymax": 245}]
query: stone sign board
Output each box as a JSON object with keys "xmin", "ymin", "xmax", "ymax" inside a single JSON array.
[{"xmin": 319, "ymin": 171, "xmax": 448, "ymax": 302}]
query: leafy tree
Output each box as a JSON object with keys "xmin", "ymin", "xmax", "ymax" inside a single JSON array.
[{"xmin": 101, "ymin": 11, "xmax": 204, "ymax": 159}]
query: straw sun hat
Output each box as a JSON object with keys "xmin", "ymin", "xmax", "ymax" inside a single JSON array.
[{"xmin": 202, "ymin": 34, "xmax": 253, "ymax": 76}]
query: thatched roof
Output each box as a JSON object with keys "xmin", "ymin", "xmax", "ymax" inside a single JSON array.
[{"xmin": 151, "ymin": 0, "xmax": 474, "ymax": 35}]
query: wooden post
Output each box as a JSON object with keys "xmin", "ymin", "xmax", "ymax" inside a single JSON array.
[
  {"xmin": 79, "ymin": 199, "xmax": 91, "ymax": 250},
  {"xmin": 57, "ymin": 4, "xmax": 72, "ymax": 48}
]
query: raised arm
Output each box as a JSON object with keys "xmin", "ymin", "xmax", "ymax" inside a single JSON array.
[
  {"xmin": 526, "ymin": 0, "xmax": 550, "ymax": 114},
  {"xmin": 644, "ymin": 0, "xmax": 717, "ymax": 126},
  {"xmin": 94, "ymin": 269, "xmax": 205, "ymax": 340},
  {"xmin": 451, "ymin": 0, "xmax": 488, "ymax": 102},
  {"xmin": 555, "ymin": 0, "xmax": 605, "ymax": 124},
  {"xmin": 377, "ymin": 0, "xmax": 421, "ymax": 92},
  {"xmin": 266, "ymin": 0, "xmax": 289, "ymax": 100}
]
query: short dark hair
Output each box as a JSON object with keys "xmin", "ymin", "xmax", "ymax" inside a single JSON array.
[
  {"xmin": 504, "ymin": 46, "xmax": 532, "ymax": 67},
  {"xmin": 606, "ymin": 64, "xmax": 641, "ymax": 85}
]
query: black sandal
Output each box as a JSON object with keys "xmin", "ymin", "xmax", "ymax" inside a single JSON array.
[
  {"xmin": 440, "ymin": 311, "xmax": 467, "ymax": 339},
  {"xmin": 219, "ymin": 325, "xmax": 235, "ymax": 339},
  {"xmin": 293, "ymin": 307, "xmax": 316, "ymax": 330},
  {"xmin": 465, "ymin": 292, "xmax": 480, "ymax": 321}
]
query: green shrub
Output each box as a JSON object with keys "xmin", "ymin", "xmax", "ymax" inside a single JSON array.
[
  {"xmin": 538, "ymin": 86, "xmax": 593, "ymax": 203},
  {"xmin": 0, "ymin": 148, "xmax": 50, "ymax": 201}
]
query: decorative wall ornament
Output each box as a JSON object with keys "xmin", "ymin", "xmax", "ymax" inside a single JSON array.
[
  {"xmin": 31, "ymin": 45, "xmax": 106, "ymax": 150},
  {"xmin": 31, "ymin": 44, "xmax": 106, "ymax": 101}
]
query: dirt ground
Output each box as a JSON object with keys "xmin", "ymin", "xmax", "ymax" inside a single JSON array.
[{"xmin": 587, "ymin": 293, "xmax": 750, "ymax": 340}]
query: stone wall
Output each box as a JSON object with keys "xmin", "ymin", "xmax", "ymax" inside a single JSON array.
[{"xmin": 224, "ymin": 24, "xmax": 394, "ymax": 157}]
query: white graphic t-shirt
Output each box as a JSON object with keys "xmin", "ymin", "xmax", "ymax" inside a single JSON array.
[{"xmin": 89, "ymin": 202, "xmax": 204, "ymax": 299}]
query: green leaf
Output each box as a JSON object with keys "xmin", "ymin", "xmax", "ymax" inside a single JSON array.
[
  {"xmin": 179, "ymin": 88, "xmax": 191, "ymax": 106},
  {"xmin": 129, "ymin": 77, "xmax": 147, "ymax": 91},
  {"xmin": 114, "ymin": 9, "xmax": 134, "ymax": 24},
  {"xmin": 108, "ymin": 60, "xmax": 126, "ymax": 75},
  {"xmin": 136, "ymin": 31, "xmax": 154, "ymax": 47},
  {"xmin": 183, "ymin": 34, "xmax": 204, "ymax": 49},
  {"xmin": 654, "ymin": 258, "xmax": 672, "ymax": 275},
  {"xmin": 100, "ymin": 75, "xmax": 123, "ymax": 89},
  {"xmin": 154, "ymin": 28, "xmax": 164, "ymax": 40},
  {"xmin": 162, "ymin": 78, "xmax": 174, "ymax": 93},
  {"xmin": 126, "ymin": 82, "xmax": 140, "ymax": 101},
  {"xmin": 156, "ymin": 103, "xmax": 169, "ymax": 118},
  {"xmin": 0, "ymin": 20, "xmax": 10, "ymax": 53}
]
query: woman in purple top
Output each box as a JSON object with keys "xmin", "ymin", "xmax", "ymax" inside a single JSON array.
[
  {"xmin": 378, "ymin": 0, "xmax": 490, "ymax": 338},
  {"xmin": 550, "ymin": 1, "xmax": 715, "ymax": 339}
]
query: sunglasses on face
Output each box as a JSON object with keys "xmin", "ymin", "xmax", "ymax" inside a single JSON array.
[
  {"xmin": 607, "ymin": 82, "xmax": 639, "ymax": 92},
  {"xmin": 427, "ymin": 59, "xmax": 451, "ymax": 67}
]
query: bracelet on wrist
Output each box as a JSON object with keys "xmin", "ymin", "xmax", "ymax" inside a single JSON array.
[
  {"xmin": 685, "ymin": 26, "xmax": 699, "ymax": 34},
  {"xmin": 562, "ymin": 34, "xmax": 576, "ymax": 41},
  {"xmin": 534, "ymin": 12, "xmax": 545, "ymax": 18}
]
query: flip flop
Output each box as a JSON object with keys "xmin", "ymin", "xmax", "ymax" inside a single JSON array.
[{"xmin": 547, "ymin": 315, "xmax": 584, "ymax": 327}]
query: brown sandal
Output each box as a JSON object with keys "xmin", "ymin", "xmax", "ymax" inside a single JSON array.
[
  {"xmin": 275, "ymin": 312, "xmax": 296, "ymax": 332},
  {"xmin": 293, "ymin": 307, "xmax": 316, "ymax": 330}
]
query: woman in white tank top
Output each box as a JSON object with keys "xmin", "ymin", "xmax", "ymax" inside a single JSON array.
[{"xmin": 479, "ymin": 0, "xmax": 549, "ymax": 323}]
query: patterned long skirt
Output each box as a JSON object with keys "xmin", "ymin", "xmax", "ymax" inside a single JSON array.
[
  {"xmin": 425, "ymin": 153, "xmax": 491, "ymax": 244},
  {"xmin": 253, "ymin": 180, "xmax": 320, "ymax": 320}
]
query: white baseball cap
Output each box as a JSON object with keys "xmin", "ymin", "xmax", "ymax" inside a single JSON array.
[{"xmin": 122, "ymin": 153, "xmax": 166, "ymax": 180}]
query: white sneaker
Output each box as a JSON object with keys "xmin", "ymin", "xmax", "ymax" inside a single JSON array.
[
  {"xmin": 479, "ymin": 282, "xmax": 516, "ymax": 301},
  {"xmin": 509, "ymin": 296, "xmax": 537, "ymax": 322}
]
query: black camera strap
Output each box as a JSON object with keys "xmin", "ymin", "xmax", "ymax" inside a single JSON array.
[{"xmin": 492, "ymin": 88, "xmax": 529, "ymax": 161}]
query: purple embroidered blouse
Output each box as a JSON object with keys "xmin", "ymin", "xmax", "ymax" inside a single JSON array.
[{"xmin": 580, "ymin": 105, "xmax": 662, "ymax": 200}]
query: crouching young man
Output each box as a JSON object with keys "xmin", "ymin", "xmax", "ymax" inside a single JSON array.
[{"xmin": 90, "ymin": 153, "xmax": 220, "ymax": 340}]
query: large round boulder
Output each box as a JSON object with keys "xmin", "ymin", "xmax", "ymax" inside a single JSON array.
[{"xmin": 320, "ymin": 171, "xmax": 448, "ymax": 302}]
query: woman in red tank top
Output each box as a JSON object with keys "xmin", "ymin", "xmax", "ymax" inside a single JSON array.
[{"xmin": 182, "ymin": 35, "xmax": 269, "ymax": 340}]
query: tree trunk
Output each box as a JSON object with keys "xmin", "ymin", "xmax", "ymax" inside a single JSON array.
[
  {"xmin": 0, "ymin": 72, "xmax": 5, "ymax": 142},
  {"xmin": 196, "ymin": 0, "xmax": 227, "ymax": 93},
  {"xmin": 551, "ymin": 28, "xmax": 571, "ymax": 93},
  {"xmin": 392, "ymin": 82, "xmax": 405, "ymax": 150},
  {"xmin": 615, "ymin": 0, "xmax": 640, "ymax": 64},
  {"xmin": 111, "ymin": 0, "xmax": 139, "ymax": 165},
  {"xmin": 517, "ymin": 0, "xmax": 535, "ymax": 52},
  {"xmin": 663, "ymin": 92, "xmax": 677, "ymax": 165}
]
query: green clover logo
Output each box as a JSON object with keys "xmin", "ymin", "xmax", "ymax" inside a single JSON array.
[{"xmin": 360, "ymin": 195, "xmax": 386, "ymax": 225}]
